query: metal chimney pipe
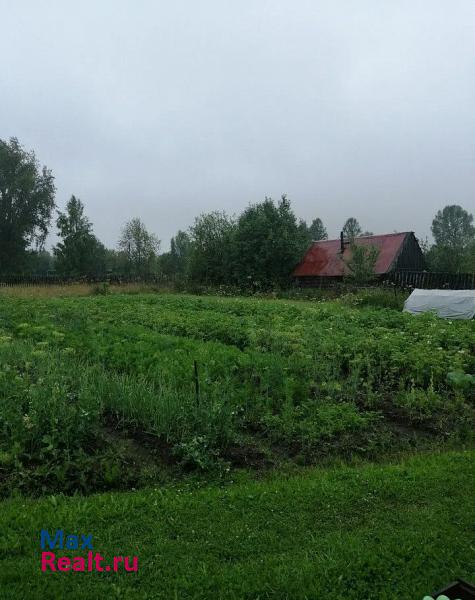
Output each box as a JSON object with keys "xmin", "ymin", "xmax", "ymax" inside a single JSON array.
[{"xmin": 340, "ymin": 231, "xmax": 344, "ymax": 254}]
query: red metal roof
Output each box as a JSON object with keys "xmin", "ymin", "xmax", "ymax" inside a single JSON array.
[{"xmin": 293, "ymin": 232, "xmax": 409, "ymax": 277}]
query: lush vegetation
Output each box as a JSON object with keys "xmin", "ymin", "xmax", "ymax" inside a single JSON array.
[
  {"xmin": 0, "ymin": 451, "xmax": 473, "ymax": 599},
  {"xmin": 0, "ymin": 291, "xmax": 473, "ymax": 495}
]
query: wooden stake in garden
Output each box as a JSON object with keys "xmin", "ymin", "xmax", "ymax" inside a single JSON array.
[{"xmin": 194, "ymin": 360, "xmax": 200, "ymax": 406}]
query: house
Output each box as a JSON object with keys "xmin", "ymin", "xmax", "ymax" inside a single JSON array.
[{"xmin": 293, "ymin": 231, "xmax": 425, "ymax": 287}]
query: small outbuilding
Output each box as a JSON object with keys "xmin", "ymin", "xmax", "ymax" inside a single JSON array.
[
  {"xmin": 403, "ymin": 289, "xmax": 475, "ymax": 319},
  {"xmin": 293, "ymin": 231, "xmax": 425, "ymax": 286}
]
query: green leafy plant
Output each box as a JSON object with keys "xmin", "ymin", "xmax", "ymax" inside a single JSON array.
[{"xmin": 447, "ymin": 369, "xmax": 475, "ymax": 391}]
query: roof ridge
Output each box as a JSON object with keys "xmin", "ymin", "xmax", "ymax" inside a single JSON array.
[{"xmin": 312, "ymin": 232, "xmax": 411, "ymax": 243}]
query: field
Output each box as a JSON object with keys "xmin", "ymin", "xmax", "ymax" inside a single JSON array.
[{"xmin": 0, "ymin": 289, "xmax": 474, "ymax": 598}]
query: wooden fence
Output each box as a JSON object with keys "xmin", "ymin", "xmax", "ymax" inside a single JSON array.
[
  {"xmin": 1, "ymin": 270, "xmax": 474, "ymax": 290},
  {"xmin": 387, "ymin": 270, "xmax": 475, "ymax": 290},
  {"xmin": 295, "ymin": 270, "xmax": 475, "ymax": 290},
  {"xmin": 0, "ymin": 274, "xmax": 166, "ymax": 287}
]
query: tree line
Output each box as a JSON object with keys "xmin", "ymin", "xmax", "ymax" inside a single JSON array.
[{"xmin": 1, "ymin": 137, "xmax": 474, "ymax": 286}]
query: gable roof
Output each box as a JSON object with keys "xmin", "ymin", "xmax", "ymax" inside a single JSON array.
[{"xmin": 293, "ymin": 232, "xmax": 411, "ymax": 277}]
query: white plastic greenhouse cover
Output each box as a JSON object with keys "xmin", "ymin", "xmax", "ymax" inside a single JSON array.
[{"xmin": 403, "ymin": 289, "xmax": 475, "ymax": 319}]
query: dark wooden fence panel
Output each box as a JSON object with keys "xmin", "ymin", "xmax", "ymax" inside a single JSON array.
[{"xmin": 388, "ymin": 270, "xmax": 475, "ymax": 290}]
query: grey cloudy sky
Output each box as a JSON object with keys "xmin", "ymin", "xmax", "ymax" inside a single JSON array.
[{"xmin": 1, "ymin": 1, "xmax": 474, "ymax": 249}]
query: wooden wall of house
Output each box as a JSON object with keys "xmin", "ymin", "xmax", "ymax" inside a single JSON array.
[
  {"xmin": 295, "ymin": 276, "xmax": 343, "ymax": 288},
  {"xmin": 393, "ymin": 233, "xmax": 425, "ymax": 271}
]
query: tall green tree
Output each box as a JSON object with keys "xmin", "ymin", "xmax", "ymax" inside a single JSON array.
[
  {"xmin": 429, "ymin": 205, "xmax": 474, "ymax": 272},
  {"xmin": 342, "ymin": 217, "xmax": 363, "ymax": 241},
  {"xmin": 0, "ymin": 137, "xmax": 55, "ymax": 273},
  {"xmin": 171, "ymin": 230, "xmax": 191, "ymax": 275},
  {"xmin": 159, "ymin": 230, "xmax": 192, "ymax": 279},
  {"xmin": 54, "ymin": 195, "xmax": 105, "ymax": 276},
  {"xmin": 26, "ymin": 249, "xmax": 55, "ymax": 275},
  {"xmin": 233, "ymin": 195, "xmax": 308, "ymax": 288},
  {"xmin": 298, "ymin": 220, "xmax": 310, "ymax": 244},
  {"xmin": 308, "ymin": 217, "xmax": 328, "ymax": 241},
  {"xmin": 461, "ymin": 240, "xmax": 475, "ymax": 272},
  {"xmin": 118, "ymin": 218, "xmax": 160, "ymax": 277},
  {"xmin": 188, "ymin": 211, "xmax": 236, "ymax": 284},
  {"xmin": 103, "ymin": 248, "xmax": 129, "ymax": 274}
]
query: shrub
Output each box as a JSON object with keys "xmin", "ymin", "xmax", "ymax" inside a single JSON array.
[{"xmin": 91, "ymin": 281, "xmax": 110, "ymax": 295}]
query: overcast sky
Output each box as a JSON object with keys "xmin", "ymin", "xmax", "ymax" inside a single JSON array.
[{"xmin": 1, "ymin": 1, "xmax": 474, "ymax": 250}]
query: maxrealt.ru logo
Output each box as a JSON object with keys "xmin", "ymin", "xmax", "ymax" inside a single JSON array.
[{"xmin": 40, "ymin": 530, "xmax": 138, "ymax": 573}]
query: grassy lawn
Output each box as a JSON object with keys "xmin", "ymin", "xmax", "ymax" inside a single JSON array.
[{"xmin": 0, "ymin": 450, "xmax": 474, "ymax": 599}]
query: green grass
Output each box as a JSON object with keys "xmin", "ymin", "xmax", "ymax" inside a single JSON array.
[{"xmin": 0, "ymin": 450, "xmax": 473, "ymax": 599}]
